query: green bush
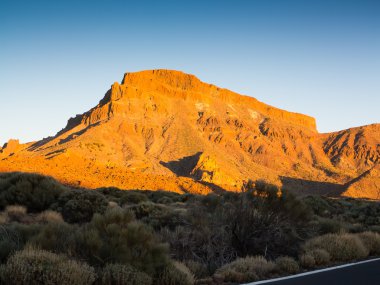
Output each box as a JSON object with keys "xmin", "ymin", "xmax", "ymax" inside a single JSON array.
[
  {"xmin": 156, "ymin": 261, "xmax": 194, "ymax": 285},
  {"xmin": 0, "ymin": 223, "xmax": 41, "ymax": 262},
  {"xmin": 120, "ymin": 192, "xmax": 149, "ymax": 205},
  {"xmin": 2, "ymin": 248, "xmax": 96, "ymax": 285},
  {"xmin": 99, "ymin": 263, "xmax": 152, "ymax": 285},
  {"xmin": 28, "ymin": 222, "xmax": 76, "ymax": 253},
  {"xmin": 303, "ymin": 196, "xmax": 335, "ymax": 217},
  {"xmin": 215, "ymin": 256, "xmax": 276, "ymax": 283},
  {"xmin": 74, "ymin": 208, "xmax": 169, "ymax": 274},
  {"xmin": 317, "ymin": 218, "xmax": 345, "ymax": 234},
  {"xmin": 201, "ymin": 193, "xmax": 222, "ymax": 211},
  {"xmin": 127, "ymin": 202, "xmax": 183, "ymax": 230},
  {"xmin": 0, "ymin": 172, "xmax": 67, "ymax": 212},
  {"xmin": 55, "ymin": 190, "xmax": 108, "ymax": 223}
]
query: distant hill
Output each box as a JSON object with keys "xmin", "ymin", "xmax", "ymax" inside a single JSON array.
[{"xmin": 1, "ymin": 70, "xmax": 379, "ymax": 197}]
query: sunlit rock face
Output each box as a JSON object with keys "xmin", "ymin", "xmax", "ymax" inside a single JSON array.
[{"xmin": 0, "ymin": 70, "xmax": 378, "ymax": 198}]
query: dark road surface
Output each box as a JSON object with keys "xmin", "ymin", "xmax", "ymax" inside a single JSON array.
[{"xmin": 245, "ymin": 258, "xmax": 380, "ymax": 285}]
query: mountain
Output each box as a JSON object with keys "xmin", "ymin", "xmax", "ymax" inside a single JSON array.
[
  {"xmin": 344, "ymin": 164, "xmax": 380, "ymax": 199},
  {"xmin": 0, "ymin": 70, "xmax": 379, "ymax": 197}
]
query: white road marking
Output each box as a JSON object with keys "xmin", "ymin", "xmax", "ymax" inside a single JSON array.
[{"xmin": 243, "ymin": 258, "xmax": 380, "ymax": 285}]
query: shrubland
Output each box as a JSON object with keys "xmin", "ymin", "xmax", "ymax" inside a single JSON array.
[{"xmin": 0, "ymin": 172, "xmax": 379, "ymax": 284}]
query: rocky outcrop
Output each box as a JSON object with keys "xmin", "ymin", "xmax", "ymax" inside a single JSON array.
[
  {"xmin": 0, "ymin": 69, "xmax": 378, "ymax": 198},
  {"xmin": 322, "ymin": 124, "xmax": 380, "ymax": 174},
  {"xmin": 0, "ymin": 139, "xmax": 23, "ymax": 157},
  {"xmin": 343, "ymin": 164, "xmax": 380, "ymax": 199}
]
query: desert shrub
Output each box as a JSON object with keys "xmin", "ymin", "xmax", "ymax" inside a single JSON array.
[
  {"xmin": 317, "ymin": 218, "xmax": 345, "ymax": 234},
  {"xmin": 0, "ymin": 223, "xmax": 42, "ymax": 262},
  {"xmin": 215, "ymin": 256, "xmax": 276, "ymax": 283},
  {"xmin": 160, "ymin": 222, "xmax": 236, "ymax": 273},
  {"xmin": 358, "ymin": 232, "xmax": 380, "ymax": 255},
  {"xmin": 127, "ymin": 202, "xmax": 168, "ymax": 219},
  {"xmin": 183, "ymin": 260, "xmax": 209, "ymax": 279},
  {"xmin": 201, "ymin": 193, "xmax": 222, "ymax": 211},
  {"xmin": 97, "ymin": 187, "xmax": 125, "ymax": 198},
  {"xmin": 0, "ymin": 265, "xmax": 5, "ymax": 283},
  {"xmin": 120, "ymin": 192, "xmax": 149, "ymax": 205},
  {"xmin": 28, "ymin": 222, "xmax": 76, "ymax": 253},
  {"xmin": 54, "ymin": 190, "xmax": 108, "ymax": 223},
  {"xmin": 155, "ymin": 261, "xmax": 194, "ymax": 285},
  {"xmin": 309, "ymin": 249, "xmax": 330, "ymax": 266},
  {"xmin": 127, "ymin": 202, "xmax": 183, "ymax": 230},
  {"xmin": 1, "ymin": 248, "xmax": 96, "ymax": 285},
  {"xmin": 5, "ymin": 205, "xmax": 27, "ymax": 222},
  {"xmin": 369, "ymin": 225, "xmax": 380, "ymax": 233},
  {"xmin": 108, "ymin": 201, "xmax": 119, "ymax": 208},
  {"xmin": 303, "ymin": 196, "xmax": 335, "ymax": 217},
  {"xmin": 303, "ymin": 233, "xmax": 369, "ymax": 262},
  {"xmin": 0, "ymin": 233, "xmax": 19, "ymax": 263},
  {"xmin": 222, "ymin": 184, "xmax": 313, "ymax": 258},
  {"xmin": 0, "ymin": 213, "xmax": 7, "ymax": 224},
  {"xmin": 162, "ymin": 185, "xmax": 313, "ymax": 273},
  {"xmin": 99, "ymin": 263, "xmax": 152, "ymax": 285},
  {"xmin": 74, "ymin": 207, "xmax": 169, "ymax": 274},
  {"xmin": 346, "ymin": 223, "xmax": 365, "ymax": 233},
  {"xmin": 299, "ymin": 253, "xmax": 316, "ymax": 268},
  {"xmin": 0, "ymin": 172, "xmax": 68, "ymax": 212},
  {"xmin": 156, "ymin": 196, "xmax": 174, "ymax": 204},
  {"xmin": 148, "ymin": 191, "xmax": 182, "ymax": 204},
  {"xmin": 275, "ymin": 256, "xmax": 299, "ymax": 274},
  {"xmin": 36, "ymin": 210, "xmax": 64, "ymax": 224}
]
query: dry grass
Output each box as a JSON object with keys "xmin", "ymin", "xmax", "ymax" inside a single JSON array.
[
  {"xmin": 215, "ymin": 256, "xmax": 276, "ymax": 283},
  {"xmin": 0, "ymin": 213, "xmax": 8, "ymax": 224},
  {"xmin": 299, "ymin": 253, "xmax": 316, "ymax": 269},
  {"xmin": 358, "ymin": 232, "xmax": 380, "ymax": 255},
  {"xmin": 108, "ymin": 201, "xmax": 119, "ymax": 208},
  {"xmin": 5, "ymin": 205, "xmax": 27, "ymax": 222},
  {"xmin": 2, "ymin": 248, "xmax": 96, "ymax": 285},
  {"xmin": 36, "ymin": 210, "xmax": 64, "ymax": 224},
  {"xmin": 156, "ymin": 261, "xmax": 195, "ymax": 285},
  {"xmin": 183, "ymin": 260, "xmax": 209, "ymax": 279},
  {"xmin": 275, "ymin": 256, "xmax": 300, "ymax": 274},
  {"xmin": 309, "ymin": 249, "xmax": 330, "ymax": 266},
  {"xmin": 100, "ymin": 263, "xmax": 152, "ymax": 285},
  {"xmin": 303, "ymin": 233, "xmax": 369, "ymax": 262}
]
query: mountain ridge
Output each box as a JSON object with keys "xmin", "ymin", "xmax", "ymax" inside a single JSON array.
[{"xmin": 1, "ymin": 69, "xmax": 379, "ymax": 198}]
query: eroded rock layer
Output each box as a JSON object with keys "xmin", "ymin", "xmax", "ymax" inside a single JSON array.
[{"xmin": 0, "ymin": 70, "xmax": 379, "ymax": 197}]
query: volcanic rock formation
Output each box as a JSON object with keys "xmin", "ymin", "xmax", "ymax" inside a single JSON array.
[{"xmin": 0, "ymin": 70, "xmax": 379, "ymax": 197}]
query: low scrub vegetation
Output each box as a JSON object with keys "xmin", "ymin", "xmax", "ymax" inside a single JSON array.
[
  {"xmin": 302, "ymin": 233, "xmax": 369, "ymax": 262},
  {"xmin": 215, "ymin": 256, "xmax": 276, "ymax": 283},
  {"xmin": 0, "ymin": 172, "xmax": 379, "ymax": 284},
  {"xmin": 1, "ymin": 248, "xmax": 96, "ymax": 285}
]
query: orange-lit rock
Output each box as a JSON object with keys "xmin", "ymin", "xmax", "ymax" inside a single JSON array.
[{"xmin": 0, "ymin": 70, "xmax": 378, "ymax": 197}]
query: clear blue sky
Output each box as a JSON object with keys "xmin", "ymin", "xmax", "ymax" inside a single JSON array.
[{"xmin": 1, "ymin": 0, "xmax": 379, "ymax": 144}]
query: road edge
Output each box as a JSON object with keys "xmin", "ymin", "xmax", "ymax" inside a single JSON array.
[{"xmin": 243, "ymin": 257, "xmax": 380, "ymax": 285}]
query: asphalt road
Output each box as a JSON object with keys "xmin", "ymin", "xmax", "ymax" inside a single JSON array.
[{"xmin": 246, "ymin": 259, "xmax": 380, "ymax": 285}]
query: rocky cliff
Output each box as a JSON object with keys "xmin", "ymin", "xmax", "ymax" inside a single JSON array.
[{"xmin": 0, "ymin": 70, "xmax": 379, "ymax": 198}]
